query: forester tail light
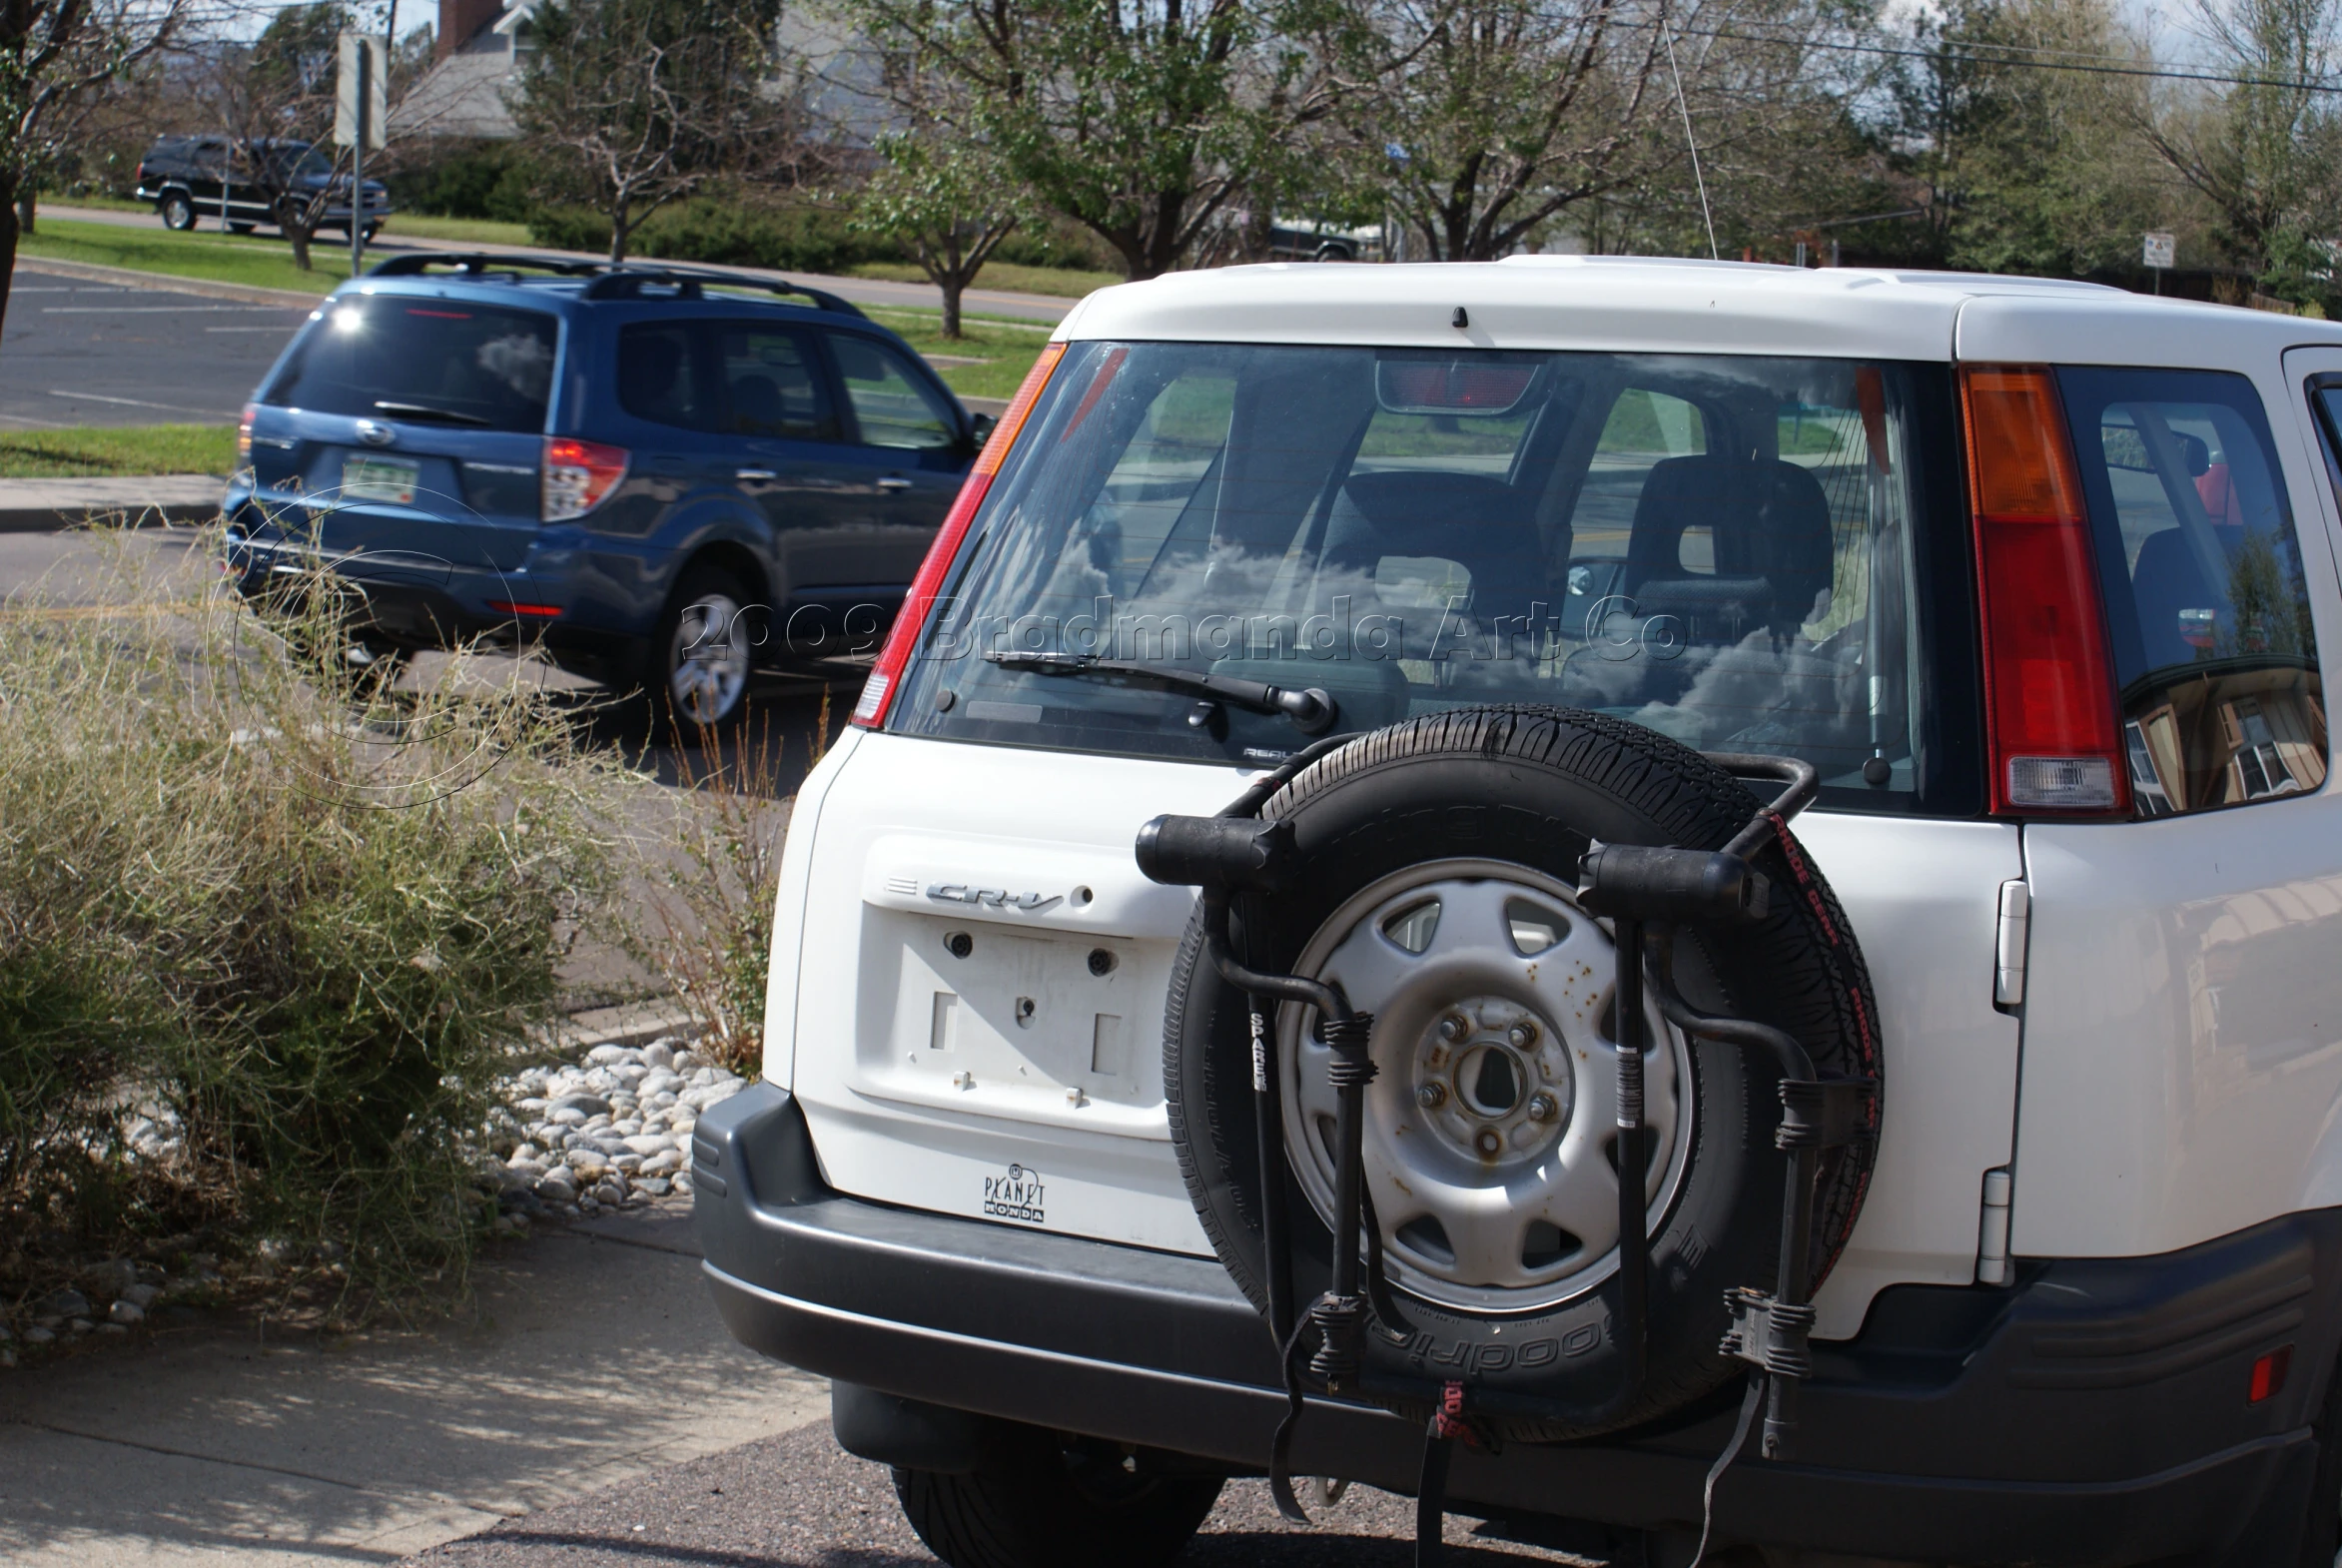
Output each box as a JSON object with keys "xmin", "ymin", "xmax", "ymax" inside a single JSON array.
[
  {"xmin": 1961, "ymin": 366, "xmax": 2127, "ymax": 816},
  {"xmin": 2249, "ymin": 1345, "xmax": 2293, "ymax": 1403},
  {"xmin": 238, "ymin": 402, "xmax": 257, "ymax": 463},
  {"xmin": 542, "ymin": 437, "xmax": 629, "ymax": 521},
  {"xmin": 853, "ymin": 342, "xmax": 1068, "ymax": 729}
]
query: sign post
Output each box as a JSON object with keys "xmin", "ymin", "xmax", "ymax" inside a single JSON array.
[
  {"xmin": 336, "ymin": 32, "xmax": 388, "ymax": 278},
  {"xmin": 2143, "ymin": 231, "xmax": 2176, "ymax": 296}
]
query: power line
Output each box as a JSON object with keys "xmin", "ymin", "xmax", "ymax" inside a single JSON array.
[{"xmin": 1667, "ymin": 20, "xmax": 2342, "ymax": 96}]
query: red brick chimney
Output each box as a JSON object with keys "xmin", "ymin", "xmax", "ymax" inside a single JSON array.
[{"xmin": 435, "ymin": 0, "xmax": 504, "ymax": 59}]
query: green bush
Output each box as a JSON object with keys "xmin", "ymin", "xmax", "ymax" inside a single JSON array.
[
  {"xmin": 0, "ymin": 535, "xmax": 628, "ymax": 1299},
  {"xmin": 391, "ymin": 140, "xmax": 537, "ymax": 223},
  {"xmin": 530, "ymin": 198, "xmax": 887, "ymax": 273}
]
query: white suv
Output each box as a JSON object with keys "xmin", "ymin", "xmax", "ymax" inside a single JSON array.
[{"xmin": 694, "ymin": 258, "xmax": 2342, "ymax": 1568}]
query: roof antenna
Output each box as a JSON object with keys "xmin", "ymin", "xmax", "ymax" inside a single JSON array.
[{"xmin": 1663, "ymin": 23, "xmax": 1720, "ymax": 261}]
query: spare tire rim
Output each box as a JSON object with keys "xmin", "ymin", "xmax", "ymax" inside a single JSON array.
[
  {"xmin": 1280, "ymin": 857, "xmax": 1693, "ymax": 1315},
  {"xmin": 671, "ymin": 592, "xmax": 750, "ymax": 724}
]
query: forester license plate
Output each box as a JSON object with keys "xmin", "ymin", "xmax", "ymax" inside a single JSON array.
[{"xmin": 341, "ymin": 454, "xmax": 419, "ymax": 504}]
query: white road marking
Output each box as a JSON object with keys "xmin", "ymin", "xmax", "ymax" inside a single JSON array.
[
  {"xmin": 205, "ymin": 325, "xmax": 298, "ymax": 333},
  {"xmin": 47, "ymin": 390, "xmax": 238, "ymax": 416},
  {"xmin": 43, "ymin": 305, "xmax": 304, "ymax": 315}
]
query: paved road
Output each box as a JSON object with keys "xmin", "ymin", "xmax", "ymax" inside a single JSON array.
[
  {"xmin": 396, "ymin": 1409, "xmax": 1624, "ymax": 1568},
  {"xmin": 32, "ymin": 204, "xmax": 1083, "ymax": 325},
  {"xmin": 0, "ymin": 268, "xmax": 314, "ymax": 427}
]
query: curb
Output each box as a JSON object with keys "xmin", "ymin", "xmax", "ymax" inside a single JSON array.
[
  {"xmin": 539, "ymin": 1001, "xmax": 701, "ymax": 1057},
  {"xmin": 0, "ymin": 498, "xmax": 222, "ymax": 535},
  {"xmin": 14, "ymin": 254, "xmax": 324, "ymax": 309}
]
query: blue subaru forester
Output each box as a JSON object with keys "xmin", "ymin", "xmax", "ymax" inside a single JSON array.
[{"xmin": 224, "ymin": 253, "xmax": 986, "ymax": 726}]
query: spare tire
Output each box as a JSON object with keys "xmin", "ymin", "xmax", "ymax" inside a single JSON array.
[{"xmin": 1162, "ymin": 705, "xmax": 1881, "ymax": 1441}]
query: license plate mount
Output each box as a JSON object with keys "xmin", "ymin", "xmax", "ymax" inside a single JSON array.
[{"xmin": 341, "ymin": 454, "xmax": 420, "ymax": 505}]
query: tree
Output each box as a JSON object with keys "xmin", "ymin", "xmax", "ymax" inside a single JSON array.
[
  {"xmin": 1318, "ymin": 0, "xmax": 1668, "ymax": 261},
  {"xmin": 836, "ymin": 0, "xmax": 1339, "ymax": 281},
  {"xmin": 1869, "ymin": 0, "xmax": 2166, "ymax": 277},
  {"xmin": 2139, "ymin": 0, "xmax": 2342, "ymax": 302},
  {"xmin": 853, "ymin": 130, "xmax": 1028, "ymax": 336},
  {"xmin": 0, "ymin": 0, "xmax": 182, "ymax": 336},
  {"xmin": 212, "ymin": 1, "xmax": 357, "ymax": 272},
  {"xmin": 510, "ymin": 0, "xmax": 786, "ymax": 263}
]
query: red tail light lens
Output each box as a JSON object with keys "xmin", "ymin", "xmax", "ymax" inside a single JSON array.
[
  {"xmin": 852, "ymin": 343, "xmax": 1068, "ymax": 729},
  {"xmin": 1961, "ymin": 366, "xmax": 2127, "ymax": 816},
  {"xmin": 542, "ymin": 437, "xmax": 629, "ymax": 521},
  {"xmin": 2249, "ymin": 1345, "xmax": 2292, "ymax": 1403},
  {"xmin": 238, "ymin": 401, "xmax": 257, "ymax": 463}
]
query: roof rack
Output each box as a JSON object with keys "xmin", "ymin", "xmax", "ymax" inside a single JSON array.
[
  {"xmin": 367, "ymin": 252, "xmax": 606, "ymax": 280},
  {"xmin": 576, "ymin": 265, "xmax": 866, "ymax": 318},
  {"xmin": 362, "ymin": 252, "xmax": 869, "ymax": 319}
]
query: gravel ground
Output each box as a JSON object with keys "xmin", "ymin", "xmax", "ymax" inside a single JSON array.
[{"xmin": 398, "ymin": 1419, "xmax": 1621, "ymax": 1567}]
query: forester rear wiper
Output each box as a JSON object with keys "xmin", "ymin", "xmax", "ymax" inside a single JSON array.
[
  {"xmin": 372, "ymin": 400, "xmax": 493, "ymax": 426},
  {"xmin": 985, "ymin": 650, "xmax": 1338, "ymax": 735}
]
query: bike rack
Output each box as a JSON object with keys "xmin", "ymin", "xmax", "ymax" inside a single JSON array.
[{"xmin": 1135, "ymin": 743, "xmax": 1878, "ymax": 1566}]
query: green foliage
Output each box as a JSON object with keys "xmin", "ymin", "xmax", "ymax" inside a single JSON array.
[
  {"xmin": 0, "ymin": 422, "xmax": 236, "ymax": 478},
  {"xmin": 0, "ymin": 535, "xmax": 630, "ymax": 1297},
  {"xmin": 837, "ymin": 0, "xmax": 1335, "ymax": 280},
  {"xmin": 249, "ymin": 1, "xmax": 353, "ymax": 101},
  {"xmin": 511, "ymin": 0, "xmax": 789, "ymax": 260},
  {"xmin": 529, "ymin": 196, "xmax": 885, "ymax": 272},
  {"xmin": 392, "ymin": 140, "xmax": 539, "ymax": 223}
]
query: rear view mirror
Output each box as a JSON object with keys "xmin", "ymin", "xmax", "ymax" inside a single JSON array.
[
  {"xmin": 1375, "ymin": 357, "xmax": 1539, "ymax": 416},
  {"xmin": 968, "ymin": 411, "xmax": 999, "ymax": 452}
]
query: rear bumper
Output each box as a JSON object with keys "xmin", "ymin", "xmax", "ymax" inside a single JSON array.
[{"xmin": 694, "ymin": 1082, "xmax": 2339, "ymax": 1566}]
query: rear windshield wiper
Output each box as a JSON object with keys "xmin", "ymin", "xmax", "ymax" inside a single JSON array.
[
  {"xmin": 986, "ymin": 650, "xmax": 1337, "ymax": 735},
  {"xmin": 372, "ymin": 400, "xmax": 493, "ymax": 427}
]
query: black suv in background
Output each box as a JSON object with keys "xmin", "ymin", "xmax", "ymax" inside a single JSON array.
[{"xmin": 136, "ymin": 135, "xmax": 390, "ymax": 238}]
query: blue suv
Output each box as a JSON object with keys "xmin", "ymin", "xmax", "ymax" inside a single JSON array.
[{"xmin": 224, "ymin": 253, "xmax": 987, "ymax": 726}]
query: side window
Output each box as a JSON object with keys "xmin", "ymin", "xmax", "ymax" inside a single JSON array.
[
  {"xmin": 617, "ymin": 323, "xmax": 708, "ymax": 430},
  {"xmin": 2059, "ymin": 367, "xmax": 2326, "ymax": 815},
  {"xmin": 830, "ymin": 335, "xmax": 959, "ymax": 450},
  {"xmin": 716, "ymin": 325, "xmax": 836, "ymax": 440}
]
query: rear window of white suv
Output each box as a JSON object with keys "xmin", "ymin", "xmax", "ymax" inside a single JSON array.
[{"xmin": 888, "ymin": 343, "xmax": 1982, "ymax": 814}]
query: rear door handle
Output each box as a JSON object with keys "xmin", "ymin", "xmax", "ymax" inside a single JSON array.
[
  {"xmin": 876, "ymin": 475, "xmax": 914, "ymax": 492},
  {"xmin": 736, "ymin": 467, "xmax": 778, "ymax": 481}
]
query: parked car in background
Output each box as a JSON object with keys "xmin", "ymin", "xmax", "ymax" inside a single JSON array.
[
  {"xmin": 135, "ymin": 134, "xmax": 390, "ymax": 239},
  {"xmin": 223, "ymin": 253, "xmax": 991, "ymax": 730}
]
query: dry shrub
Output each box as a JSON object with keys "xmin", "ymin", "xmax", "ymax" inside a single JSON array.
[
  {"xmin": 627, "ymin": 693, "xmax": 828, "ymax": 1077},
  {"xmin": 0, "ymin": 527, "xmax": 637, "ymax": 1300}
]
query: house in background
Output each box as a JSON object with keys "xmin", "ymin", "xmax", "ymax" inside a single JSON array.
[
  {"xmin": 391, "ymin": 0, "xmax": 884, "ymax": 146},
  {"xmin": 392, "ymin": 0, "xmax": 536, "ymax": 141}
]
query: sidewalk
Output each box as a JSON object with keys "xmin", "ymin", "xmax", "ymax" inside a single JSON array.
[
  {"xmin": 0, "ymin": 475, "xmax": 223, "ymax": 533},
  {"xmin": 0, "ymin": 1201, "xmax": 826, "ymax": 1568}
]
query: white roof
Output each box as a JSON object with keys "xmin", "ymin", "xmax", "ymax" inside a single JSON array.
[{"xmin": 1055, "ymin": 255, "xmax": 2342, "ymax": 369}]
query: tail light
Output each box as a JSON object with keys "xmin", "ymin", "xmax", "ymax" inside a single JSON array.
[
  {"xmin": 542, "ymin": 437, "xmax": 628, "ymax": 521},
  {"xmin": 1961, "ymin": 366, "xmax": 2127, "ymax": 816},
  {"xmin": 852, "ymin": 342, "xmax": 1068, "ymax": 728},
  {"xmin": 238, "ymin": 401, "xmax": 257, "ymax": 462}
]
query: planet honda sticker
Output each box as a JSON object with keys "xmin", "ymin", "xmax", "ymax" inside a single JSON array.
[{"xmin": 983, "ymin": 1164, "xmax": 1046, "ymax": 1224}]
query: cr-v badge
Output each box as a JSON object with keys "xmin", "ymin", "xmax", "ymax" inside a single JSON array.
[{"xmin": 926, "ymin": 884, "xmax": 1064, "ymax": 914}]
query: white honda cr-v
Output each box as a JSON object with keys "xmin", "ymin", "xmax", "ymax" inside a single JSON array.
[{"xmin": 695, "ymin": 257, "xmax": 2342, "ymax": 1568}]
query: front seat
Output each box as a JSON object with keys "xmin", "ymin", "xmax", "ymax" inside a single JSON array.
[{"xmin": 1623, "ymin": 455, "xmax": 1836, "ymax": 639}]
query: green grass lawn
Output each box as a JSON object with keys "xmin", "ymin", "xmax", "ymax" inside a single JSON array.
[
  {"xmin": 858, "ymin": 306, "xmax": 1056, "ymax": 401},
  {"xmin": 0, "ymin": 423, "xmax": 238, "ymax": 479},
  {"xmin": 19, "ymin": 217, "xmax": 350, "ymax": 293},
  {"xmin": 848, "ymin": 259, "xmax": 1122, "ymax": 301},
  {"xmin": 382, "ymin": 214, "xmax": 536, "ymax": 247}
]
